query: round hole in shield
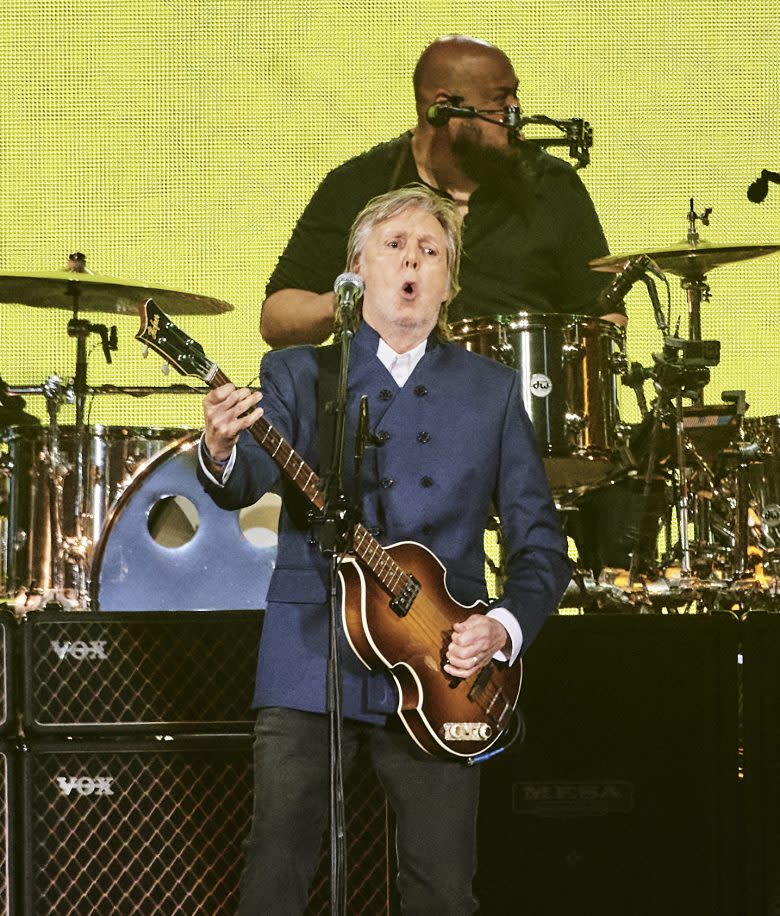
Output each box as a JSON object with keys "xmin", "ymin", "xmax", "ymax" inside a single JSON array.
[
  {"xmin": 147, "ymin": 495, "xmax": 199, "ymax": 547},
  {"xmin": 239, "ymin": 492, "xmax": 281, "ymax": 548}
]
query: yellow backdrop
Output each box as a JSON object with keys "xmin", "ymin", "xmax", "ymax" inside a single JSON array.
[{"xmin": 1, "ymin": 0, "xmax": 778, "ymax": 432}]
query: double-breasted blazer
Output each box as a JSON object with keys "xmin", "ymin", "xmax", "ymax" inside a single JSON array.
[{"xmin": 199, "ymin": 321, "xmax": 571, "ymax": 722}]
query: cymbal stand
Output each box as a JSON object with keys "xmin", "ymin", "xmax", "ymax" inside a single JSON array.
[
  {"xmin": 36, "ymin": 375, "xmax": 79, "ymax": 609},
  {"xmin": 683, "ymin": 200, "xmax": 713, "ymax": 406},
  {"xmin": 60, "ymin": 267, "xmax": 118, "ymax": 607}
]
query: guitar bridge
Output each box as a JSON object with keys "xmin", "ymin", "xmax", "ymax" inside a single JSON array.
[{"xmin": 389, "ymin": 575, "xmax": 420, "ymax": 618}]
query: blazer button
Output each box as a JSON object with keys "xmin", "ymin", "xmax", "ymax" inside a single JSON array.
[
  {"xmin": 376, "ymin": 430, "xmax": 391, "ymax": 443},
  {"xmin": 380, "ymin": 477, "xmax": 395, "ymax": 489},
  {"xmin": 368, "ymin": 526, "xmax": 382, "ymax": 537},
  {"xmin": 420, "ymin": 476, "xmax": 433, "ymax": 488},
  {"xmin": 414, "ymin": 385, "xmax": 428, "ymax": 397},
  {"xmin": 416, "ymin": 431, "xmax": 431, "ymax": 444},
  {"xmin": 379, "ymin": 389, "xmax": 393, "ymax": 401}
]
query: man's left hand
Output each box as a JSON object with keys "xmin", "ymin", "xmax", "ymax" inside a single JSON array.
[{"xmin": 443, "ymin": 614, "xmax": 509, "ymax": 678}]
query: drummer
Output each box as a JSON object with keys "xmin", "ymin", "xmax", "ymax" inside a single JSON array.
[{"xmin": 259, "ymin": 34, "xmax": 625, "ymax": 349}]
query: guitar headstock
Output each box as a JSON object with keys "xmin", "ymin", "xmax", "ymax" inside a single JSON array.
[{"xmin": 136, "ymin": 298, "xmax": 215, "ymax": 382}]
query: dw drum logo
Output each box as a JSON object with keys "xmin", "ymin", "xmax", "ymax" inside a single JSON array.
[{"xmin": 529, "ymin": 373, "xmax": 553, "ymax": 397}]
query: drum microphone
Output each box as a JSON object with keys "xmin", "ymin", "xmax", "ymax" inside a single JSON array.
[
  {"xmin": 333, "ymin": 272, "xmax": 364, "ymax": 315},
  {"xmin": 747, "ymin": 169, "xmax": 780, "ymax": 203},
  {"xmin": 598, "ymin": 255, "xmax": 668, "ymax": 330},
  {"xmin": 598, "ymin": 256, "xmax": 661, "ymax": 308}
]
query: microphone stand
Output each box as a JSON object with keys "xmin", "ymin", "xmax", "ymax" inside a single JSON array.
[{"xmin": 313, "ymin": 304, "xmax": 357, "ymax": 916}]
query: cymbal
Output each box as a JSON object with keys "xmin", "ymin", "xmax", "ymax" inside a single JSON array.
[
  {"xmin": 0, "ymin": 270, "xmax": 233, "ymax": 315},
  {"xmin": 590, "ymin": 241, "xmax": 780, "ymax": 279}
]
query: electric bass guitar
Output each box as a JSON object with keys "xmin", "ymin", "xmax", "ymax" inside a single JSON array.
[{"xmin": 135, "ymin": 298, "xmax": 522, "ymax": 759}]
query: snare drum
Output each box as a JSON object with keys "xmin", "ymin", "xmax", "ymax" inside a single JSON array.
[
  {"xmin": 90, "ymin": 433, "xmax": 278, "ymax": 611},
  {"xmin": 1, "ymin": 424, "xmax": 191, "ymax": 596},
  {"xmin": 449, "ymin": 313, "xmax": 627, "ymax": 496}
]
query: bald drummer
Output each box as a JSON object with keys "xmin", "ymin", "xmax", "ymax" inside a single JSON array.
[{"xmin": 259, "ymin": 34, "xmax": 625, "ymax": 350}]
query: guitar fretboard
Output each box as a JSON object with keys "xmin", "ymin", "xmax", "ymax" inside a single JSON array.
[{"xmin": 209, "ymin": 369, "xmax": 415, "ymax": 600}]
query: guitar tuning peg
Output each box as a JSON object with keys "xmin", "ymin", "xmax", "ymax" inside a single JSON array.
[
  {"xmin": 141, "ymin": 345, "xmax": 149, "ymax": 359},
  {"xmin": 161, "ymin": 362, "xmax": 170, "ymax": 376}
]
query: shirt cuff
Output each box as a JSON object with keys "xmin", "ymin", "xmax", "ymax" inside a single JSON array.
[
  {"xmin": 198, "ymin": 433, "xmax": 237, "ymax": 486},
  {"xmin": 487, "ymin": 607, "xmax": 523, "ymax": 666}
]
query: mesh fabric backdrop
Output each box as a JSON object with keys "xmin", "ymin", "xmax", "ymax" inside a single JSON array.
[{"xmin": 1, "ymin": 0, "xmax": 778, "ymax": 428}]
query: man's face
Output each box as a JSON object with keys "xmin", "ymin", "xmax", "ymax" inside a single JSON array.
[
  {"xmin": 355, "ymin": 207, "xmax": 450, "ymax": 344},
  {"xmin": 448, "ymin": 49, "xmax": 520, "ymax": 153}
]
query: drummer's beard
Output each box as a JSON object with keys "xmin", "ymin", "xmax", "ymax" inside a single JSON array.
[{"xmin": 452, "ymin": 131, "xmax": 540, "ymax": 206}]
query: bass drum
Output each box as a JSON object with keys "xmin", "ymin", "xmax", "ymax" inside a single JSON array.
[
  {"xmin": 1, "ymin": 423, "xmax": 190, "ymax": 597},
  {"xmin": 90, "ymin": 432, "xmax": 279, "ymax": 611},
  {"xmin": 449, "ymin": 313, "xmax": 627, "ymax": 498}
]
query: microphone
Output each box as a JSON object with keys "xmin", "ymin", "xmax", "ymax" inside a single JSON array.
[
  {"xmin": 597, "ymin": 255, "xmax": 662, "ymax": 310},
  {"xmin": 425, "ymin": 98, "xmax": 478, "ymax": 126},
  {"xmin": 747, "ymin": 169, "xmax": 780, "ymax": 203},
  {"xmin": 748, "ymin": 174, "xmax": 769, "ymax": 203},
  {"xmin": 333, "ymin": 272, "xmax": 364, "ymax": 315}
]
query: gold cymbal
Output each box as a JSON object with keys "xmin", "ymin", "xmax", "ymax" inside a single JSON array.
[
  {"xmin": 590, "ymin": 241, "xmax": 780, "ymax": 279},
  {"xmin": 0, "ymin": 270, "xmax": 233, "ymax": 315}
]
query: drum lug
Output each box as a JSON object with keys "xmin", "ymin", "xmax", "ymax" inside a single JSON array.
[
  {"xmin": 564, "ymin": 412, "xmax": 586, "ymax": 434},
  {"xmin": 489, "ymin": 342, "xmax": 515, "ymax": 367},
  {"xmin": 610, "ymin": 352, "xmax": 628, "ymax": 374},
  {"xmin": 562, "ymin": 342, "xmax": 584, "ymax": 363}
]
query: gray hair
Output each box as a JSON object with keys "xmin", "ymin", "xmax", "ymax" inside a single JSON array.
[{"xmin": 342, "ymin": 184, "xmax": 462, "ymax": 340}]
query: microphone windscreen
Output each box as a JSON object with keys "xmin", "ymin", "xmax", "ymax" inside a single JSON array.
[
  {"xmin": 425, "ymin": 103, "xmax": 450, "ymax": 127},
  {"xmin": 747, "ymin": 178, "xmax": 769, "ymax": 203},
  {"xmin": 333, "ymin": 272, "xmax": 364, "ymax": 297}
]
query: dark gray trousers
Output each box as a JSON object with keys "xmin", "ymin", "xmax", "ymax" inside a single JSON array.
[{"xmin": 237, "ymin": 707, "xmax": 480, "ymax": 916}]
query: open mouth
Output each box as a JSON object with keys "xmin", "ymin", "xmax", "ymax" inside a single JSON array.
[{"xmin": 401, "ymin": 281, "xmax": 417, "ymax": 298}]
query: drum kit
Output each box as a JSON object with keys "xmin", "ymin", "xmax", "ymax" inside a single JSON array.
[
  {"xmin": 0, "ymin": 255, "xmax": 229, "ymax": 611},
  {"xmin": 451, "ymin": 203, "xmax": 780, "ymax": 612},
  {"xmin": 1, "ymin": 205, "xmax": 779, "ymax": 615}
]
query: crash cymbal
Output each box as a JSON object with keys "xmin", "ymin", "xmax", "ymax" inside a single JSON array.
[
  {"xmin": 590, "ymin": 241, "xmax": 780, "ymax": 280},
  {"xmin": 0, "ymin": 270, "xmax": 233, "ymax": 315}
]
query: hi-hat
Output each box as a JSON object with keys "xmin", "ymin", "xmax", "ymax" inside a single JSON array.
[
  {"xmin": 590, "ymin": 241, "xmax": 780, "ymax": 280},
  {"xmin": 0, "ymin": 270, "xmax": 233, "ymax": 315}
]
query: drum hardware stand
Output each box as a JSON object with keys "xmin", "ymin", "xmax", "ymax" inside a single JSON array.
[
  {"xmin": 719, "ymin": 393, "xmax": 764, "ymax": 579},
  {"xmin": 628, "ymin": 336, "xmax": 720, "ymax": 591},
  {"xmin": 13, "ymin": 374, "xmax": 82, "ymax": 612}
]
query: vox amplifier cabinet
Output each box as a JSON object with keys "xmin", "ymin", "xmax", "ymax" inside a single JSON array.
[
  {"xmin": 0, "ymin": 741, "xmax": 17, "ymax": 916},
  {"xmin": 20, "ymin": 736, "xmax": 391, "ymax": 916},
  {"xmin": 476, "ymin": 613, "xmax": 740, "ymax": 916},
  {"xmin": 20, "ymin": 610, "xmax": 262, "ymax": 735},
  {"xmin": 0, "ymin": 609, "xmax": 14, "ymax": 737}
]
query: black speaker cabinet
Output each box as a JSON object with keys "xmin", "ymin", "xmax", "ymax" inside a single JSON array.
[
  {"xmin": 20, "ymin": 736, "xmax": 391, "ymax": 915},
  {"xmin": 476, "ymin": 613, "xmax": 740, "ymax": 916},
  {"xmin": 743, "ymin": 611, "xmax": 780, "ymax": 916},
  {"xmin": 0, "ymin": 609, "xmax": 14, "ymax": 737},
  {"xmin": 0, "ymin": 741, "xmax": 17, "ymax": 916},
  {"xmin": 20, "ymin": 610, "xmax": 262, "ymax": 735}
]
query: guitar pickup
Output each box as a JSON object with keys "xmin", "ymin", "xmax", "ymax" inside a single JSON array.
[{"xmin": 389, "ymin": 575, "xmax": 420, "ymax": 618}]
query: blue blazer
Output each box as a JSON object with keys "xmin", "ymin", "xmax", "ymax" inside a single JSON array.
[{"xmin": 199, "ymin": 322, "xmax": 571, "ymax": 723}]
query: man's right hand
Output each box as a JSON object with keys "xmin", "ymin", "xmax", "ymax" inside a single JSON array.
[{"xmin": 203, "ymin": 383, "xmax": 264, "ymax": 460}]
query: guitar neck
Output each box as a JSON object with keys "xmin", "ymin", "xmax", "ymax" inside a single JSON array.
[{"xmin": 208, "ymin": 368, "xmax": 413, "ymax": 599}]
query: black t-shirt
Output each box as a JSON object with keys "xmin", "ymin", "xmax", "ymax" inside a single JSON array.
[{"xmin": 266, "ymin": 132, "xmax": 619, "ymax": 323}]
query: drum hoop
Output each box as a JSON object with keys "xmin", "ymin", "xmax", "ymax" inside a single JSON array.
[
  {"xmin": 89, "ymin": 431, "xmax": 199, "ymax": 605},
  {"xmin": 449, "ymin": 311, "xmax": 625, "ymax": 340}
]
